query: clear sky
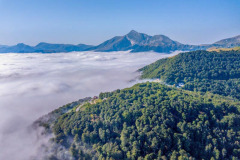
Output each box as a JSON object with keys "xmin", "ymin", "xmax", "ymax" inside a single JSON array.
[{"xmin": 0, "ymin": 0, "xmax": 239, "ymax": 46}]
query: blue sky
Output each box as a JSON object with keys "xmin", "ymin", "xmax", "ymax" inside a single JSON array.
[{"xmin": 0, "ymin": 0, "xmax": 239, "ymax": 45}]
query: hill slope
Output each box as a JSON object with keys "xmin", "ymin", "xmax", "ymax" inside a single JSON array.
[
  {"xmin": 213, "ymin": 35, "xmax": 240, "ymax": 48},
  {"xmin": 0, "ymin": 43, "xmax": 35, "ymax": 53},
  {"xmin": 208, "ymin": 46, "xmax": 240, "ymax": 52},
  {"xmin": 140, "ymin": 50, "xmax": 240, "ymax": 99},
  {"xmin": 37, "ymin": 83, "xmax": 240, "ymax": 160}
]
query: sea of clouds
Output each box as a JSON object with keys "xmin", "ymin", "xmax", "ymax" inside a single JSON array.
[{"xmin": 0, "ymin": 51, "xmax": 180, "ymax": 159}]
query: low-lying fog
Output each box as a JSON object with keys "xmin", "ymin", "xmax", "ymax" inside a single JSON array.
[{"xmin": 0, "ymin": 51, "xmax": 179, "ymax": 159}]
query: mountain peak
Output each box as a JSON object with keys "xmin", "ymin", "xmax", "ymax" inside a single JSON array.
[
  {"xmin": 126, "ymin": 30, "xmax": 150, "ymax": 45},
  {"xmin": 128, "ymin": 30, "xmax": 139, "ymax": 35},
  {"xmin": 16, "ymin": 43, "xmax": 28, "ymax": 46}
]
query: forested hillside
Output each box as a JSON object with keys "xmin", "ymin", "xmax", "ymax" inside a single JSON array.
[
  {"xmin": 36, "ymin": 50, "xmax": 240, "ymax": 160},
  {"xmin": 41, "ymin": 83, "xmax": 240, "ymax": 160},
  {"xmin": 208, "ymin": 47, "xmax": 240, "ymax": 52},
  {"xmin": 140, "ymin": 50, "xmax": 240, "ymax": 100}
]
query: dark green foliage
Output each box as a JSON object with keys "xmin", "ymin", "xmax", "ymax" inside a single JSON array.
[
  {"xmin": 47, "ymin": 50, "xmax": 240, "ymax": 159},
  {"xmin": 33, "ymin": 97, "xmax": 91, "ymax": 134},
  {"xmin": 140, "ymin": 50, "xmax": 240, "ymax": 99},
  {"xmin": 53, "ymin": 82, "xmax": 240, "ymax": 159}
]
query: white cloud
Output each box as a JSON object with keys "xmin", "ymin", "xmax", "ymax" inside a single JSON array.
[{"xmin": 0, "ymin": 51, "xmax": 180, "ymax": 159}]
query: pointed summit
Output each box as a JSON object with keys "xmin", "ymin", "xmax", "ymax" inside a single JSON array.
[
  {"xmin": 16, "ymin": 43, "xmax": 28, "ymax": 46},
  {"xmin": 127, "ymin": 30, "xmax": 139, "ymax": 35},
  {"xmin": 126, "ymin": 30, "xmax": 150, "ymax": 45}
]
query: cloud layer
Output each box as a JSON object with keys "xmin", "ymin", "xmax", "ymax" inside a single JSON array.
[{"xmin": 0, "ymin": 51, "xmax": 179, "ymax": 159}]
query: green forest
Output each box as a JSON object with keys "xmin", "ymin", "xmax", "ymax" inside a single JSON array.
[
  {"xmin": 140, "ymin": 50, "xmax": 240, "ymax": 100},
  {"xmin": 40, "ymin": 50, "xmax": 240, "ymax": 160},
  {"xmin": 50, "ymin": 83, "xmax": 240, "ymax": 160}
]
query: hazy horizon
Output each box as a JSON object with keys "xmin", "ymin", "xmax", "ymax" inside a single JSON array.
[{"xmin": 0, "ymin": 30, "xmax": 240, "ymax": 47}]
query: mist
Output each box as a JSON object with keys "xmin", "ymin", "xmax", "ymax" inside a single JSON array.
[{"xmin": 0, "ymin": 51, "xmax": 180, "ymax": 159}]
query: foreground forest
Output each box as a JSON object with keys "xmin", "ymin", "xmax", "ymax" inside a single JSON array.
[{"xmin": 36, "ymin": 50, "xmax": 240, "ymax": 160}]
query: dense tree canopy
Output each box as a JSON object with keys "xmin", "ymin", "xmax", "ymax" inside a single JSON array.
[
  {"xmin": 140, "ymin": 50, "xmax": 240, "ymax": 99},
  {"xmin": 38, "ymin": 50, "xmax": 240, "ymax": 160},
  {"xmin": 51, "ymin": 83, "xmax": 240, "ymax": 160}
]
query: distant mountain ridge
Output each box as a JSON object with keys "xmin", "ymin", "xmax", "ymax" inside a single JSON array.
[
  {"xmin": 0, "ymin": 42, "xmax": 93, "ymax": 53},
  {"xmin": 0, "ymin": 30, "xmax": 239, "ymax": 53},
  {"xmin": 213, "ymin": 35, "xmax": 240, "ymax": 47},
  {"xmin": 34, "ymin": 42, "xmax": 93, "ymax": 53}
]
